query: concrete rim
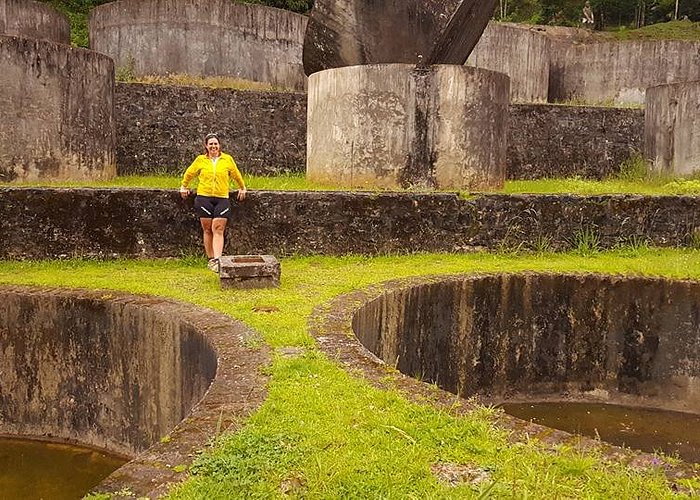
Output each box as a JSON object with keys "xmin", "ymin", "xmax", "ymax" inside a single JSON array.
[{"xmin": 308, "ymin": 272, "xmax": 700, "ymax": 483}]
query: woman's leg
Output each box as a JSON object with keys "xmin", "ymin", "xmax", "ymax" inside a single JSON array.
[
  {"xmin": 211, "ymin": 217, "xmax": 228, "ymax": 258},
  {"xmin": 200, "ymin": 218, "xmax": 214, "ymax": 258}
]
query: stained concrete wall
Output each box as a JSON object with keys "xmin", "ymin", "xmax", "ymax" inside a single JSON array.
[
  {"xmin": 549, "ymin": 40, "xmax": 700, "ymax": 105},
  {"xmin": 89, "ymin": 0, "xmax": 307, "ymax": 90},
  {"xmin": 0, "ymin": 0, "xmax": 70, "ymax": 44},
  {"xmin": 0, "ymin": 36, "xmax": 115, "ymax": 182},
  {"xmin": 114, "ymin": 83, "xmax": 642, "ymax": 179},
  {"xmin": 0, "ymin": 287, "xmax": 217, "ymax": 456},
  {"xmin": 115, "ymin": 83, "xmax": 306, "ymax": 176},
  {"xmin": 468, "ymin": 23, "xmax": 550, "ymax": 103},
  {"xmin": 645, "ymin": 81, "xmax": 700, "ymax": 177},
  {"xmin": 352, "ymin": 274, "xmax": 700, "ymax": 411},
  {"xmin": 509, "ymin": 104, "xmax": 643, "ymax": 179},
  {"xmin": 307, "ymin": 64, "xmax": 509, "ymax": 190},
  {"xmin": 1, "ymin": 189, "xmax": 699, "ymax": 258}
]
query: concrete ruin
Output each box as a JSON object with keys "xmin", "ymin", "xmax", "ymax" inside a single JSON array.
[
  {"xmin": 351, "ymin": 273, "xmax": 700, "ymax": 412},
  {"xmin": 0, "ymin": 35, "xmax": 116, "ymax": 182},
  {"xmin": 306, "ymin": 64, "xmax": 509, "ymax": 190},
  {"xmin": 0, "ymin": 286, "xmax": 269, "ymax": 497},
  {"xmin": 303, "ymin": 0, "xmax": 497, "ymax": 75},
  {"xmin": 219, "ymin": 254, "xmax": 281, "ymax": 289},
  {"xmin": 0, "ymin": 0, "xmax": 70, "ymax": 44},
  {"xmin": 645, "ymin": 80, "xmax": 700, "ymax": 177},
  {"xmin": 89, "ymin": 0, "xmax": 308, "ymax": 90}
]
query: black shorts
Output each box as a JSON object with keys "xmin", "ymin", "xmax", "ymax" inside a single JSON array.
[{"xmin": 194, "ymin": 196, "xmax": 231, "ymax": 219}]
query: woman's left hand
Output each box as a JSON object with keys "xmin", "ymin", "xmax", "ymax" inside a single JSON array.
[{"xmin": 237, "ymin": 187, "xmax": 247, "ymax": 201}]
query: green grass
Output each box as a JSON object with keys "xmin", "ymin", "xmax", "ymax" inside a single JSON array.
[
  {"xmin": 4, "ymin": 172, "xmax": 700, "ymax": 196},
  {"xmin": 2, "ymin": 250, "xmax": 700, "ymax": 498},
  {"xmin": 606, "ymin": 20, "xmax": 700, "ymax": 41}
]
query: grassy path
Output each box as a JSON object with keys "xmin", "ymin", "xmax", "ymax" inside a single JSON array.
[{"xmin": 1, "ymin": 250, "xmax": 700, "ymax": 498}]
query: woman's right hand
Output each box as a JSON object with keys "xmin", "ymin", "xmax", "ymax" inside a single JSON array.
[{"xmin": 179, "ymin": 186, "xmax": 190, "ymax": 199}]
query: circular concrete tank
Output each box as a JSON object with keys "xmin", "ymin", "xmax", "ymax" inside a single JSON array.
[
  {"xmin": 306, "ymin": 64, "xmax": 509, "ymax": 190},
  {"xmin": 89, "ymin": 0, "xmax": 308, "ymax": 91},
  {"xmin": 0, "ymin": 35, "xmax": 115, "ymax": 182},
  {"xmin": 0, "ymin": 286, "xmax": 269, "ymax": 497},
  {"xmin": 350, "ymin": 273, "xmax": 700, "ymax": 413},
  {"xmin": 0, "ymin": 0, "xmax": 70, "ymax": 44}
]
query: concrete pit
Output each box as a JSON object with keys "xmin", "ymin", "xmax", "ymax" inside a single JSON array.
[{"xmin": 0, "ymin": 286, "xmax": 269, "ymax": 497}]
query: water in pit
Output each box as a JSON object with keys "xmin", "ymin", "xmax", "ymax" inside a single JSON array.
[
  {"xmin": 501, "ymin": 402, "xmax": 700, "ymax": 463},
  {"xmin": 0, "ymin": 437, "xmax": 127, "ymax": 500}
]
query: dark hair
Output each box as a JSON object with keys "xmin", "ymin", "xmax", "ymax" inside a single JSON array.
[{"xmin": 204, "ymin": 132, "xmax": 220, "ymax": 143}]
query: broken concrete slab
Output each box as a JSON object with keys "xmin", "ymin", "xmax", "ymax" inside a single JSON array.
[{"xmin": 302, "ymin": 0, "xmax": 497, "ymax": 75}]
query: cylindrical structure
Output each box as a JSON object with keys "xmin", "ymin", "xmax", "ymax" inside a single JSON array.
[
  {"xmin": 307, "ymin": 64, "xmax": 509, "ymax": 190},
  {"xmin": 89, "ymin": 0, "xmax": 307, "ymax": 90},
  {"xmin": 645, "ymin": 81, "xmax": 700, "ymax": 177},
  {"xmin": 0, "ymin": 36, "xmax": 116, "ymax": 182},
  {"xmin": 549, "ymin": 40, "xmax": 700, "ymax": 105},
  {"xmin": 468, "ymin": 22, "xmax": 550, "ymax": 103},
  {"xmin": 0, "ymin": 0, "xmax": 70, "ymax": 44}
]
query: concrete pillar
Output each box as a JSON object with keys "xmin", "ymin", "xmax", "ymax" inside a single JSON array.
[
  {"xmin": 0, "ymin": 36, "xmax": 116, "ymax": 182},
  {"xmin": 307, "ymin": 64, "xmax": 509, "ymax": 190},
  {"xmin": 645, "ymin": 81, "xmax": 700, "ymax": 176}
]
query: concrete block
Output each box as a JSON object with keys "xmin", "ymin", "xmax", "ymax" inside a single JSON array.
[{"xmin": 219, "ymin": 255, "xmax": 280, "ymax": 290}]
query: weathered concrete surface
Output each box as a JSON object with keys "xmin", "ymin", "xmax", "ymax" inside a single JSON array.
[
  {"xmin": 89, "ymin": 0, "xmax": 307, "ymax": 90},
  {"xmin": 114, "ymin": 82, "xmax": 642, "ymax": 179},
  {"xmin": 549, "ymin": 40, "xmax": 700, "ymax": 105},
  {"xmin": 115, "ymin": 83, "xmax": 306, "ymax": 176},
  {"xmin": 0, "ymin": 286, "xmax": 270, "ymax": 498},
  {"xmin": 509, "ymin": 104, "xmax": 643, "ymax": 179},
  {"xmin": 219, "ymin": 254, "xmax": 281, "ymax": 289},
  {"xmin": 307, "ymin": 64, "xmax": 509, "ymax": 190},
  {"xmin": 0, "ymin": 0, "xmax": 69, "ymax": 44},
  {"xmin": 468, "ymin": 22, "xmax": 550, "ymax": 103},
  {"xmin": 309, "ymin": 274, "xmax": 700, "ymax": 479},
  {"xmin": 645, "ymin": 81, "xmax": 700, "ymax": 177},
  {"xmin": 1, "ymin": 189, "xmax": 699, "ymax": 258},
  {"xmin": 350, "ymin": 274, "xmax": 700, "ymax": 413},
  {"xmin": 302, "ymin": 0, "xmax": 497, "ymax": 75},
  {"xmin": 0, "ymin": 36, "xmax": 115, "ymax": 182}
]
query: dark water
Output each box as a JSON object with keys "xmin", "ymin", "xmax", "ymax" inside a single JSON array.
[
  {"xmin": 502, "ymin": 402, "xmax": 700, "ymax": 463},
  {"xmin": 0, "ymin": 437, "xmax": 127, "ymax": 500}
]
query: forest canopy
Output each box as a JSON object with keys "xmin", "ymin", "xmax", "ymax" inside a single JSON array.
[{"xmin": 42, "ymin": 0, "xmax": 699, "ymax": 47}]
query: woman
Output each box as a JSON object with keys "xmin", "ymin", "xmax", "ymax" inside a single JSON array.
[{"xmin": 180, "ymin": 133, "xmax": 247, "ymax": 273}]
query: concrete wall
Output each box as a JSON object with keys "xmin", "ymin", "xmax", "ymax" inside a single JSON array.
[
  {"xmin": 89, "ymin": 0, "xmax": 307, "ymax": 91},
  {"xmin": 114, "ymin": 83, "xmax": 641, "ymax": 179},
  {"xmin": 307, "ymin": 64, "xmax": 509, "ymax": 190},
  {"xmin": 0, "ymin": 287, "xmax": 217, "ymax": 456},
  {"xmin": 115, "ymin": 83, "xmax": 306, "ymax": 176},
  {"xmin": 468, "ymin": 23, "xmax": 550, "ymax": 103},
  {"xmin": 0, "ymin": 0, "xmax": 70, "ymax": 44},
  {"xmin": 0, "ymin": 36, "xmax": 115, "ymax": 182},
  {"xmin": 645, "ymin": 81, "xmax": 700, "ymax": 177},
  {"xmin": 549, "ymin": 40, "xmax": 700, "ymax": 105},
  {"xmin": 509, "ymin": 104, "xmax": 643, "ymax": 179},
  {"xmin": 352, "ymin": 274, "xmax": 700, "ymax": 412},
  {"xmin": 1, "ymin": 189, "xmax": 698, "ymax": 258}
]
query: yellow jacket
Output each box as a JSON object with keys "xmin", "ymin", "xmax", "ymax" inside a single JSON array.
[{"xmin": 181, "ymin": 153, "xmax": 245, "ymax": 198}]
